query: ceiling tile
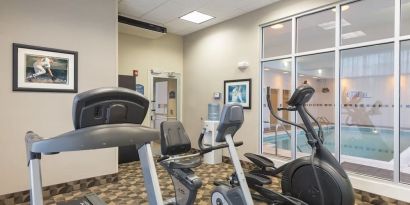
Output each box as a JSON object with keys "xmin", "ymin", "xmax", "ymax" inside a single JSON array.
[
  {"xmin": 165, "ymin": 18, "xmax": 197, "ymax": 34},
  {"xmin": 236, "ymin": 0, "xmax": 278, "ymax": 12},
  {"xmin": 118, "ymin": 0, "xmax": 282, "ymax": 35},
  {"xmin": 170, "ymin": 0, "xmax": 209, "ymax": 11},
  {"xmin": 119, "ymin": 0, "xmax": 168, "ymax": 18},
  {"xmin": 142, "ymin": 1, "xmax": 193, "ymax": 24},
  {"xmin": 198, "ymin": 1, "xmax": 242, "ymax": 19}
]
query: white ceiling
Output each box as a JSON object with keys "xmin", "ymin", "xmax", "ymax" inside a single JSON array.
[{"xmin": 118, "ymin": 0, "xmax": 279, "ymax": 36}]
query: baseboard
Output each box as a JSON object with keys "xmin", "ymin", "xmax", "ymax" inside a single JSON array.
[{"xmin": 0, "ymin": 173, "xmax": 118, "ymax": 205}]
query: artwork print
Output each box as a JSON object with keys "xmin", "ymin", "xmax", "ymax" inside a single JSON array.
[
  {"xmin": 224, "ymin": 79, "xmax": 252, "ymax": 109},
  {"xmin": 13, "ymin": 43, "xmax": 78, "ymax": 92}
]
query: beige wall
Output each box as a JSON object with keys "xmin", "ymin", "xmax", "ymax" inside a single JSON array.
[
  {"xmin": 183, "ymin": 0, "xmax": 336, "ymax": 158},
  {"xmin": 0, "ymin": 0, "xmax": 118, "ymax": 195},
  {"xmin": 118, "ymin": 33, "xmax": 183, "ymax": 124}
]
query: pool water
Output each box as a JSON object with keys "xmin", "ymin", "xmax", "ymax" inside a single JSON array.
[{"xmin": 263, "ymin": 126, "xmax": 410, "ymax": 161}]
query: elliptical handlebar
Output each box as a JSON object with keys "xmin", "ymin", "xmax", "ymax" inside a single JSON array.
[
  {"xmin": 198, "ymin": 128, "xmax": 243, "ymax": 154},
  {"xmin": 266, "ymin": 86, "xmax": 309, "ymax": 134},
  {"xmin": 303, "ymin": 105, "xmax": 324, "ymax": 143},
  {"xmin": 266, "ymin": 86, "xmax": 327, "ymax": 147}
]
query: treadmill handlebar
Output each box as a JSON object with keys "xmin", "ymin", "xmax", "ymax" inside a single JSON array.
[
  {"xmin": 198, "ymin": 128, "xmax": 243, "ymax": 155},
  {"xmin": 25, "ymin": 124, "xmax": 160, "ymax": 165}
]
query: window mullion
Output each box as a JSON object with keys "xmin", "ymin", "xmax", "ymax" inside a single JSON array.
[
  {"xmin": 291, "ymin": 17, "xmax": 297, "ymax": 160},
  {"xmin": 393, "ymin": 0, "xmax": 401, "ymax": 184},
  {"xmin": 335, "ymin": 3, "xmax": 341, "ymax": 162}
]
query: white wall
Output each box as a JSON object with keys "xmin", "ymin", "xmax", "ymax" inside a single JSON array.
[
  {"xmin": 118, "ymin": 33, "xmax": 183, "ymax": 125},
  {"xmin": 0, "ymin": 0, "xmax": 118, "ymax": 195},
  {"xmin": 183, "ymin": 0, "xmax": 336, "ymax": 158}
]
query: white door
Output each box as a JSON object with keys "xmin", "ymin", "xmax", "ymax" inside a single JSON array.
[
  {"xmin": 149, "ymin": 71, "xmax": 182, "ymax": 129},
  {"xmin": 154, "ymin": 81, "xmax": 168, "ymax": 129}
]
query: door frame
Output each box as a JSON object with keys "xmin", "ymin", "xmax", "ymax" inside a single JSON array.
[{"xmin": 148, "ymin": 70, "xmax": 182, "ymax": 128}]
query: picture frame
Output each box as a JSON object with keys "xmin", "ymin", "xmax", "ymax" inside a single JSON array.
[
  {"xmin": 13, "ymin": 43, "xmax": 78, "ymax": 93},
  {"xmin": 224, "ymin": 78, "xmax": 252, "ymax": 109}
]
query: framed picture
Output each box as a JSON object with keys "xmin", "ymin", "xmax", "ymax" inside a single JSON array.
[
  {"xmin": 13, "ymin": 43, "xmax": 78, "ymax": 93},
  {"xmin": 224, "ymin": 78, "xmax": 252, "ymax": 109}
]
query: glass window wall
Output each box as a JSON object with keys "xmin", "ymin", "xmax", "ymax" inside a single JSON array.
[
  {"xmin": 341, "ymin": 0, "xmax": 394, "ymax": 45},
  {"xmin": 263, "ymin": 21, "xmax": 292, "ymax": 58},
  {"xmin": 261, "ymin": 0, "xmax": 410, "ymax": 184},
  {"xmin": 297, "ymin": 9, "xmax": 335, "ymax": 52},
  {"xmin": 296, "ymin": 52, "xmax": 335, "ymax": 157},
  {"xmin": 262, "ymin": 59, "xmax": 293, "ymax": 159}
]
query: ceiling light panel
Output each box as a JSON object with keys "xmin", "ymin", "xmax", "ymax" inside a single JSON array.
[{"xmin": 180, "ymin": 11, "xmax": 214, "ymax": 24}]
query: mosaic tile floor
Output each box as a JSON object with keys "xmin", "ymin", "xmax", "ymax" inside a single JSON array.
[{"xmin": 16, "ymin": 161, "xmax": 410, "ymax": 205}]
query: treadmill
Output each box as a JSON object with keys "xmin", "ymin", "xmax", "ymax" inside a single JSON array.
[{"xmin": 25, "ymin": 87, "xmax": 164, "ymax": 205}]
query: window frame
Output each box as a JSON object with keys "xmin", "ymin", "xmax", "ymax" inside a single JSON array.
[{"xmin": 259, "ymin": 0, "xmax": 410, "ymax": 187}]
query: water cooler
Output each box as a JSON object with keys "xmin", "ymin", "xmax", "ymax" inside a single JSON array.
[
  {"xmin": 203, "ymin": 103, "xmax": 222, "ymax": 164},
  {"xmin": 203, "ymin": 120, "xmax": 222, "ymax": 164}
]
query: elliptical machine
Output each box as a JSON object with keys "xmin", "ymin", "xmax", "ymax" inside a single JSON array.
[{"xmin": 245, "ymin": 84, "xmax": 355, "ymax": 205}]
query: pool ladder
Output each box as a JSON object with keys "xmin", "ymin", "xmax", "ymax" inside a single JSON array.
[
  {"xmin": 317, "ymin": 116, "xmax": 332, "ymax": 133},
  {"xmin": 273, "ymin": 122, "xmax": 303, "ymax": 155}
]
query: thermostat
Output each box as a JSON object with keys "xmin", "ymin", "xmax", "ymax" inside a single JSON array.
[{"xmin": 213, "ymin": 92, "xmax": 221, "ymax": 100}]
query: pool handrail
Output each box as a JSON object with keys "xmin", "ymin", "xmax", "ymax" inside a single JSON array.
[{"xmin": 274, "ymin": 122, "xmax": 303, "ymax": 153}]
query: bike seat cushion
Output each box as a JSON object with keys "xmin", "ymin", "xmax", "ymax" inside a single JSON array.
[
  {"xmin": 169, "ymin": 157, "xmax": 202, "ymax": 169},
  {"xmin": 244, "ymin": 153, "xmax": 275, "ymax": 169},
  {"xmin": 245, "ymin": 173, "xmax": 272, "ymax": 186},
  {"xmin": 160, "ymin": 121, "xmax": 191, "ymax": 155}
]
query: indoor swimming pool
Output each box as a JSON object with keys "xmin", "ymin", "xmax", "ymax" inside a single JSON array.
[{"xmin": 263, "ymin": 126, "xmax": 410, "ymax": 162}]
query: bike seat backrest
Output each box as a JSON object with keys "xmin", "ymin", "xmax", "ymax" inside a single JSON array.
[
  {"xmin": 160, "ymin": 121, "xmax": 191, "ymax": 155},
  {"xmin": 215, "ymin": 104, "xmax": 244, "ymax": 143},
  {"xmin": 72, "ymin": 87, "xmax": 149, "ymax": 129},
  {"xmin": 287, "ymin": 84, "xmax": 315, "ymax": 107}
]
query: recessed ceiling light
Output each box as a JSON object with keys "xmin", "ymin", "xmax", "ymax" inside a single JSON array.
[
  {"xmin": 332, "ymin": 5, "xmax": 350, "ymax": 12},
  {"xmin": 312, "ymin": 76, "xmax": 319, "ymax": 79},
  {"xmin": 342, "ymin": 5, "xmax": 350, "ymax": 11},
  {"xmin": 271, "ymin": 24, "xmax": 284, "ymax": 29},
  {"xmin": 299, "ymin": 74, "xmax": 305, "ymax": 77},
  {"xmin": 342, "ymin": 31, "xmax": 366, "ymax": 39},
  {"xmin": 283, "ymin": 71, "xmax": 289, "ymax": 74},
  {"xmin": 180, "ymin": 11, "xmax": 214, "ymax": 24},
  {"xmin": 318, "ymin": 69, "xmax": 323, "ymax": 74},
  {"xmin": 264, "ymin": 68, "xmax": 270, "ymax": 71}
]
